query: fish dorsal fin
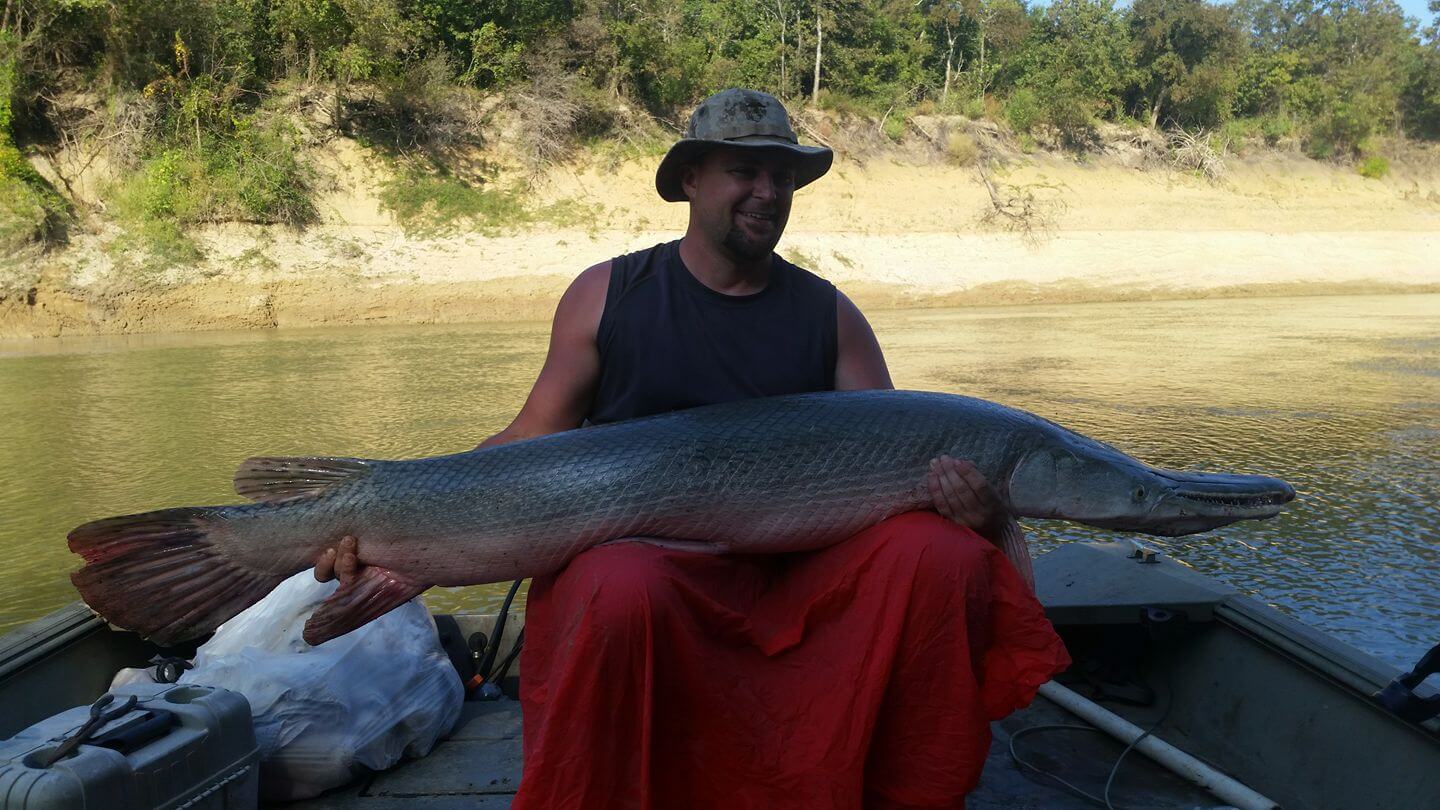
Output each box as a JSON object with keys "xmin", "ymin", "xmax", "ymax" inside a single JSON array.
[{"xmin": 234, "ymin": 456, "xmax": 375, "ymax": 504}]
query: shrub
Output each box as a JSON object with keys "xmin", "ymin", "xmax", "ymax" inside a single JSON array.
[
  {"xmin": 816, "ymin": 92, "xmax": 889, "ymax": 119},
  {"xmin": 115, "ymin": 118, "xmax": 316, "ymax": 227},
  {"xmin": 378, "ymin": 163, "xmax": 521, "ymax": 233},
  {"xmin": 982, "ymin": 95, "xmax": 1006, "ymax": 122},
  {"xmin": 462, "ymin": 22, "xmax": 524, "ymax": 88},
  {"xmin": 109, "ymin": 219, "xmax": 205, "ymax": 279},
  {"xmin": 1214, "ymin": 115, "xmax": 1290, "ymax": 153},
  {"xmin": 1038, "ymin": 87, "xmax": 1096, "ymax": 149},
  {"xmin": 1358, "ymin": 155, "xmax": 1389, "ymax": 179},
  {"xmin": 1259, "ymin": 114, "xmax": 1292, "ymax": 145},
  {"xmin": 882, "ymin": 114, "xmax": 905, "ymax": 142},
  {"xmin": 1305, "ymin": 104, "xmax": 1372, "ymax": 159},
  {"xmin": 1005, "ymin": 88, "xmax": 1042, "ymax": 133},
  {"xmin": 107, "ymin": 111, "xmax": 316, "ymax": 271},
  {"xmin": 0, "ymin": 143, "xmax": 68, "ymax": 254},
  {"xmin": 356, "ymin": 53, "xmax": 487, "ymax": 152},
  {"xmin": 377, "ymin": 159, "xmax": 595, "ymax": 235},
  {"xmin": 0, "ymin": 36, "xmax": 68, "ymax": 252},
  {"xmin": 1217, "ymin": 117, "xmax": 1260, "ymax": 152},
  {"xmin": 946, "ymin": 131, "xmax": 979, "ymax": 166}
]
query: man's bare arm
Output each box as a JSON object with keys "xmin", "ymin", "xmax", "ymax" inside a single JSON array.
[
  {"xmin": 832, "ymin": 289, "xmax": 1005, "ymax": 541},
  {"xmin": 479, "ymin": 261, "xmax": 611, "ymax": 447},
  {"xmin": 317, "ymin": 262, "xmax": 610, "ymax": 583},
  {"xmin": 834, "ymin": 290, "xmax": 894, "ymax": 391}
]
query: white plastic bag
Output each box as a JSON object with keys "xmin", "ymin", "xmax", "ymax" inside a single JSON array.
[{"xmin": 171, "ymin": 571, "xmax": 463, "ymax": 800}]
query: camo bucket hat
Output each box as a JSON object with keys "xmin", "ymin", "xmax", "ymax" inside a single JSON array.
[{"xmin": 655, "ymin": 88, "xmax": 833, "ymax": 202}]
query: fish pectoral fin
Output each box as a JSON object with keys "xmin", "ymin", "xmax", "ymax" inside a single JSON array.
[
  {"xmin": 997, "ymin": 515, "xmax": 1037, "ymax": 593},
  {"xmin": 302, "ymin": 565, "xmax": 430, "ymax": 646},
  {"xmin": 234, "ymin": 456, "xmax": 376, "ymax": 504}
]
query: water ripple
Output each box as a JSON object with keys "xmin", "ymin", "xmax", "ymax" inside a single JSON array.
[{"xmin": 1, "ymin": 295, "xmax": 1436, "ymax": 668}]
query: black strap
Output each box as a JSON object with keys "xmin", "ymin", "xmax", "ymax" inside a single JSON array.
[{"xmin": 1375, "ymin": 642, "xmax": 1440, "ymax": 724}]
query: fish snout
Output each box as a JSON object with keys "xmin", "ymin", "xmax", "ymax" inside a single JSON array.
[{"xmin": 1135, "ymin": 469, "xmax": 1298, "ymax": 536}]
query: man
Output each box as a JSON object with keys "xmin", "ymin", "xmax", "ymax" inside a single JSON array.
[{"xmin": 319, "ymin": 89, "xmax": 1067, "ymax": 808}]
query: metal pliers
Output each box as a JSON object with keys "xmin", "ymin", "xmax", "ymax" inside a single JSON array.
[{"xmin": 35, "ymin": 693, "xmax": 139, "ymax": 768}]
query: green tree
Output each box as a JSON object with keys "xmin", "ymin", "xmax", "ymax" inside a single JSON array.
[
  {"xmin": 1399, "ymin": 0, "xmax": 1440, "ymax": 137},
  {"xmin": 1129, "ymin": 0, "xmax": 1245, "ymax": 128},
  {"xmin": 970, "ymin": 0, "xmax": 1030, "ymax": 99},
  {"xmin": 922, "ymin": 1, "xmax": 975, "ymax": 105},
  {"xmin": 821, "ymin": 0, "xmax": 927, "ymax": 106},
  {"xmin": 1012, "ymin": 0, "xmax": 1136, "ymax": 143},
  {"xmin": 1299, "ymin": 0, "xmax": 1417, "ymax": 155},
  {"xmin": 401, "ymin": 0, "xmax": 574, "ymax": 89}
]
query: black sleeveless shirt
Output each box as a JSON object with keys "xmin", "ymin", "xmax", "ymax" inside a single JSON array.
[{"xmin": 587, "ymin": 240, "xmax": 839, "ymax": 424}]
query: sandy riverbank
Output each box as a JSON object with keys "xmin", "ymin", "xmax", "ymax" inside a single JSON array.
[{"xmin": 3, "ymin": 141, "xmax": 1438, "ymax": 338}]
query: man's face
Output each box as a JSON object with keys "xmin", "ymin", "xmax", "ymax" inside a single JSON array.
[{"xmin": 682, "ymin": 147, "xmax": 797, "ymax": 263}]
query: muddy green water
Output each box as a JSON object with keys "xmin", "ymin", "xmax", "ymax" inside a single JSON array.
[{"xmin": 1, "ymin": 294, "xmax": 1435, "ymax": 669}]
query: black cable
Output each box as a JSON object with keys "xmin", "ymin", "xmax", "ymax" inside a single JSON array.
[
  {"xmin": 1007, "ymin": 674, "xmax": 1173, "ymax": 810},
  {"xmin": 491, "ymin": 626, "xmax": 525, "ymax": 687},
  {"xmin": 1102, "ymin": 680, "xmax": 1172, "ymax": 810},
  {"xmin": 1008, "ymin": 723, "xmax": 1123, "ymax": 807},
  {"xmin": 477, "ymin": 578, "xmax": 524, "ymax": 680}
]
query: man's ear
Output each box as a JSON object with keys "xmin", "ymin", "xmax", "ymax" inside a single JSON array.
[{"xmin": 680, "ymin": 162, "xmax": 700, "ymax": 201}]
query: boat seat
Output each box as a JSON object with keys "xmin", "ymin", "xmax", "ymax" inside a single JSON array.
[{"xmin": 1035, "ymin": 540, "xmax": 1234, "ymax": 626}]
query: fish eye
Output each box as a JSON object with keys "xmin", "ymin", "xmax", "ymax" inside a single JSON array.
[{"xmin": 1132, "ymin": 486, "xmax": 1147, "ymax": 502}]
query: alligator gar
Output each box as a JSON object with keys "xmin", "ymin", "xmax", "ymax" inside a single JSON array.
[{"xmin": 69, "ymin": 390, "xmax": 1295, "ymax": 646}]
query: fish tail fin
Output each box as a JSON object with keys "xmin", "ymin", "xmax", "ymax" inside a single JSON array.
[
  {"xmin": 69, "ymin": 508, "xmax": 288, "ymax": 645},
  {"xmin": 303, "ymin": 566, "xmax": 430, "ymax": 646}
]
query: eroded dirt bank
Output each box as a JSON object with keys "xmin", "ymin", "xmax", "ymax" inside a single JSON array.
[{"xmin": 4, "ymin": 144, "xmax": 1438, "ymax": 339}]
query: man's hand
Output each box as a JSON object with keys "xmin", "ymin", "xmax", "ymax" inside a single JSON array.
[
  {"xmin": 926, "ymin": 456, "xmax": 1004, "ymax": 541},
  {"xmin": 314, "ymin": 535, "xmax": 361, "ymax": 585}
]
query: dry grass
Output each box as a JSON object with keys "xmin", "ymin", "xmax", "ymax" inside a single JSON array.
[
  {"xmin": 512, "ymin": 53, "xmax": 584, "ymax": 173},
  {"xmin": 946, "ymin": 131, "xmax": 979, "ymax": 166},
  {"xmin": 1167, "ymin": 128, "xmax": 1227, "ymax": 183}
]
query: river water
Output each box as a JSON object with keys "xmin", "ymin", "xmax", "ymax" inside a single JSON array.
[{"xmin": 1, "ymin": 294, "xmax": 1435, "ymax": 669}]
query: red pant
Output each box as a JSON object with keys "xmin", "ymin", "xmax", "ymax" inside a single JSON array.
[{"xmin": 513, "ymin": 512, "xmax": 1069, "ymax": 809}]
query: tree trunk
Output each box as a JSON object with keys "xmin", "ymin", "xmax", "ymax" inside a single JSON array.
[
  {"xmin": 978, "ymin": 26, "xmax": 986, "ymax": 99},
  {"xmin": 334, "ymin": 74, "xmax": 347, "ymax": 131},
  {"xmin": 943, "ymin": 30, "xmax": 957, "ymax": 105},
  {"xmin": 812, "ymin": 8, "xmax": 822, "ymax": 99},
  {"xmin": 1149, "ymin": 91, "xmax": 1164, "ymax": 130},
  {"xmin": 777, "ymin": 1, "xmax": 787, "ymax": 95}
]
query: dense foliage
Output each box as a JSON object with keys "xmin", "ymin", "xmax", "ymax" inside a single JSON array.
[{"xmin": 1, "ymin": 0, "xmax": 1437, "ymax": 248}]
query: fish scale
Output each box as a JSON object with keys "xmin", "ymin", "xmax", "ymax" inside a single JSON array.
[{"xmin": 67, "ymin": 390, "xmax": 1295, "ymax": 646}]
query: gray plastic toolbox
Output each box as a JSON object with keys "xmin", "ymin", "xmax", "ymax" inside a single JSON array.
[{"xmin": 0, "ymin": 682, "xmax": 258, "ymax": 809}]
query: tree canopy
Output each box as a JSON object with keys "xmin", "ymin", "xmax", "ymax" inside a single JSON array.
[
  {"xmin": 1, "ymin": 0, "xmax": 1436, "ymax": 252},
  {"xmin": 2, "ymin": 0, "xmax": 1435, "ymax": 140}
]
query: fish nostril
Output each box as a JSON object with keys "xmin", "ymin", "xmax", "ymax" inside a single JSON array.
[{"xmin": 1133, "ymin": 487, "xmax": 1146, "ymax": 502}]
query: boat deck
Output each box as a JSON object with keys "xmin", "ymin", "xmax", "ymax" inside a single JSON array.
[
  {"xmin": 12, "ymin": 542, "xmax": 1437, "ymax": 808},
  {"xmin": 289, "ymin": 690, "xmax": 1217, "ymax": 809}
]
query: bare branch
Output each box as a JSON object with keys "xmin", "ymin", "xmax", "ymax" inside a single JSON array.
[{"xmin": 976, "ymin": 164, "xmax": 1067, "ymax": 247}]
